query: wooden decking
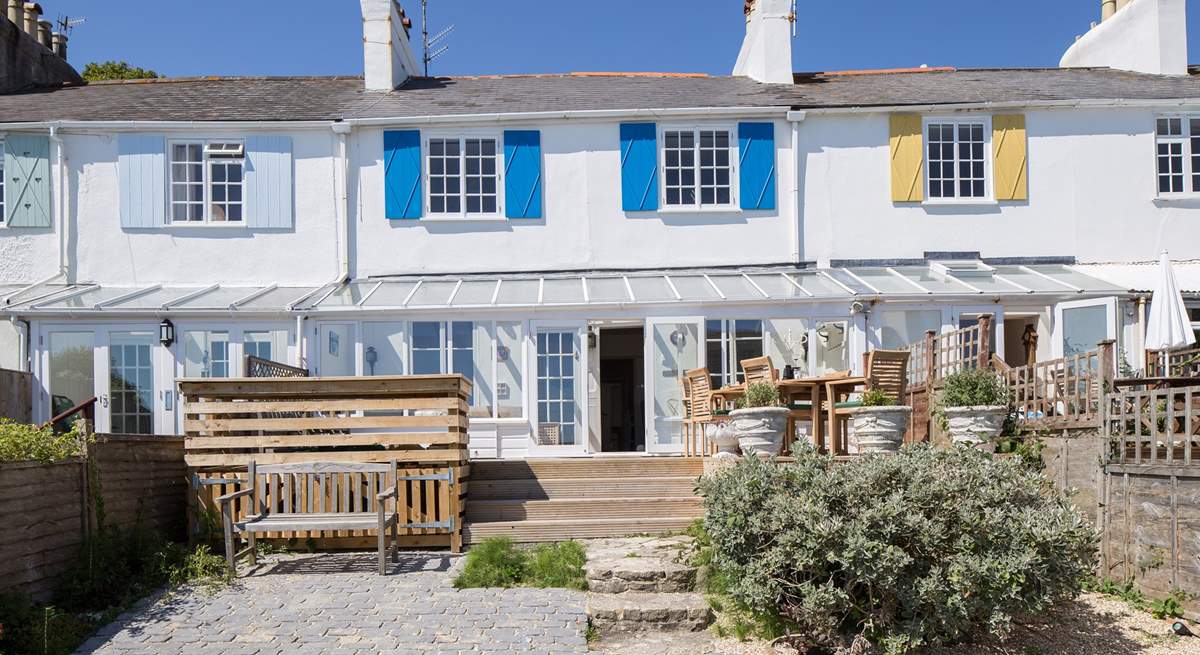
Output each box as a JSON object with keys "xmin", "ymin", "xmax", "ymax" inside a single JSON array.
[{"xmin": 463, "ymin": 457, "xmax": 705, "ymax": 544}]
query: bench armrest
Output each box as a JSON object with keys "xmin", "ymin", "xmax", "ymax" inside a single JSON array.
[
  {"xmin": 216, "ymin": 487, "xmax": 254, "ymax": 505},
  {"xmin": 375, "ymin": 487, "xmax": 397, "ymax": 502}
]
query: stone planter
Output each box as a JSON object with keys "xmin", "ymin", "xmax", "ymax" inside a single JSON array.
[
  {"xmin": 944, "ymin": 405, "xmax": 1008, "ymax": 451},
  {"xmin": 848, "ymin": 405, "xmax": 912, "ymax": 454},
  {"xmin": 706, "ymin": 423, "xmax": 739, "ymax": 456},
  {"xmin": 730, "ymin": 407, "xmax": 790, "ymax": 457}
]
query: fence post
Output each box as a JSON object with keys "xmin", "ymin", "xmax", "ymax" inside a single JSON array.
[
  {"xmin": 1098, "ymin": 339, "xmax": 1116, "ymax": 393},
  {"xmin": 977, "ymin": 314, "xmax": 993, "ymax": 369},
  {"xmin": 923, "ymin": 330, "xmax": 937, "ymax": 384}
]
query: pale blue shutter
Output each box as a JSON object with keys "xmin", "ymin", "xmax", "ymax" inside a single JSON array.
[
  {"xmin": 384, "ymin": 130, "xmax": 422, "ymax": 219},
  {"xmin": 504, "ymin": 130, "xmax": 542, "ymax": 219},
  {"xmin": 245, "ymin": 136, "xmax": 294, "ymax": 228},
  {"xmin": 117, "ymin": 134, "xmax": 166, "ymax": 228},
  {"xmin": 5, "ymin": 134, "xmax": 51, "ymax": 227},
  {"xmin": 738, "ymin": 122, "xmax": 776, "ymax": 211},
  {"xmin": 619, "ymin": 123, "xmax": 658, "ymax": 212}
]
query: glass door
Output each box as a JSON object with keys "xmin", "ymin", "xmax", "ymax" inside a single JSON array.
[
  {"xmin": 1053, "ymin": 298, "xmax": 1117, "ymax": 358},
  {"xmin": 531, "ymin": 324, "xmax": 586, "ymax": 454},
  {"xmin": 316, "ymin": 322, "xmax": 358, "ymax": 376},
  {"xmin": 644, "ymin": 317, "xmax": 702, "ymax": 454},
  {"xmin": 45, "ymin": 331, "xmax": 98, "ymax": 428},
  {"xmin": 106, "ymin": 331, "xmax": 157, "ymax": 435}
]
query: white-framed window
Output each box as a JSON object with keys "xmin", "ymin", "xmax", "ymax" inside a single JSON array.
[
  {"xmin": 924, "ymin": 117, "xmax": 990, "ymax": 201},
  {"xmin": 426, "ymin": 135, "xmax": 500, "ymax": 217},
  {"xmin": 705, "ymin": 319, "xmax": 764, "ymax": 388},
  {"xmin": 169, "ymin": 140, "xmax": 245, "ymax": 223},
  {"xmin": 661, "ymin": 126, "xmax": 736, "ymax": 208},
  {"xmin": 1154, "ymin": 116, "xmax": 1200, "ymax": 195},
  {"xmin": 243, "ymin": 330, "xmax": 290, "ymax": 364},
  {"xmin": 410, "ymin": 320, "xmax": 496, "ymax": 417},
  {"xmin": 1188, "ymin": 302, "xmax": 1200, "ymax": 344},
  {"xmin": 182, "ymin": 330, "xmax": 230, "ymax": 378}
]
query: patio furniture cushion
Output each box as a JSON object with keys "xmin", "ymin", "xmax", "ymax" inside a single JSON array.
[{"xmin": 834, "ymin": 400, "xmax": 864, "ymax": 409}]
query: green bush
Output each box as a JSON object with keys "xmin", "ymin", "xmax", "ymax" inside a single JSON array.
[
  {"xmin": 697, "ymin": 446, "xmax": 1097, "ymax": 654},
  {"xmin": 737, "ymin": 381, "xmax": 782, "ymax": 409},
  {"xmin": 860, "ymin": 388, "xmax": 896, "ymax": 407},
  {"xmin": 938, "ymin": 368, "xmax": 1009, "ymax": 408},
  {"xmin": 454, "ymin": 538, "xmax": 587, "ymax": 590},
  {"xmin": 0, "ymin": 419, "xmax": 87, "ymax": 463}
]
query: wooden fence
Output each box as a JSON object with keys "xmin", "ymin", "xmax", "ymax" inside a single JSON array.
[
  {"xmin": 0, "ymin": 367, "xmax": 32, "ymax": 422},
  {"xmin": 902, "ymin": 315, "xmax": 993, "ymax": 444},
  {"xmin": 1005, "ymin": 341, "xmax": 1115, "ymax": 431},
  {"xmin": 245, "ymin": 354, "xmax": 308, "ymax": 378},
  {"xmin": 0, "ymin": 435, "xmax": 187, "ymax": 601},
  {"xmin": 1106, "ymin": 383, "xmax": 1199, "ymax": 465},
  {"xmin": 181, "ymin": 374, "xmax": 471, "ymax": 552},
  {"xmin": 1146, "ymin": 346, "xmax": 1200, "ymax": 378}
]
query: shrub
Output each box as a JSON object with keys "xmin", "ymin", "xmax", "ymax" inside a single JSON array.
[
  {"xmin": 527, "ymin": 541, "xmax": 587, "ymax": 590},
  {"xmin": 860, "ymin": 388, "xmax": 896, "ymax": 407},
  {"xmin": 454, "ymin": 538, "xmax": 528, "ymax": 588},
  {"xmin": 738, "ymin": 381, "xmax": 782, "ymax": 409},
  {"xmin": 0, "ymin": 419, "xmax": 87, "ymax": 463},
  {"xmin": 938, "ymin": 368, "xmax": 1009, "ymax": 408},
  {"xmin": 697, "ymin": 446, "xmax": 1097, "ymax": 654}
]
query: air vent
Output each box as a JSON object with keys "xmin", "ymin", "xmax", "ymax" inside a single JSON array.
[{"xmin": 930, "ymin": 260, "xmax": 995, "ymax": 279}]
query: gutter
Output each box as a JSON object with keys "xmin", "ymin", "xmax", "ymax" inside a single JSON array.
[
  {"xmin": 341, "ymin": 105, "xmax": 791, "ymax": 127},
  {"xmin": 797, "ymin": 97, "xmax": 1200, "ymax": 116},
  {"xmin": 0, "ymin": 120, "xmax": 337, "ymax": 131}
]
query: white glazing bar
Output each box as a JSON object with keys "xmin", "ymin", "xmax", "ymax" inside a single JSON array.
[
  {"xmin": 663, "ymin": 275, "xmax": 683, "ymax": 301},
  {"xmin": 402, "ymin": 280, "xmax": 423, "ymax": 307},
  {"xmin": 445, "ymin": 279, "xmax": 464, "ymax": 306},
  {"xmin": 1018, "ymin": 265, "xmax": 1082, "ymax": 292},
  {"xmin": 162, "ymin": 284, "xmax": 220, "ymax": 309},
  {"xmin": 992, "ymin": 273, "xmax": 1034, "ymax": 294},
  {"xmin": 781, "ymin": 273, "xmax": 815, "ymax": 297},
  {"xmin": 622, "ymin": 276, "xmax": 636, "ymax": 302},
  {"xmin": 840, "ymin": 269, "xmax": 879, "ymax": 294},
  {"xmin": 357, "ymin": 281, "xmax": 385, "ymax": 307},
  {"xmin": 743, "ymin": 273, "xmax": 771, "ymax": 298},
  {"xmin": 308, "ymin": 284, "xmax": 342, "ymax": 310},
  {"xmin": 537, "ymin": 278, "xmax": 545, "ymax": 304},
  {"xmin": 580, "ymin": 277, "xmax": 590, "ymax": 303},
  {"xmin": 234, "ymin": 284, "xmax": 280, "ymax": 308},
  {"xmin": 818, "ymin": 270, "xmax": 858, "ymax": 296},
  {"xmin": 29, "ymin": 284, "xmax": 99, "ymax": 309},
  {"xmin": 702, "ymin": 274, "xmax": 726, "ymax": 300},
  {"xmin": 490, "ymin": 279, "xmax": 503, "ymax": 305},
  {"xmin": 284, "ymin": 285, "xmax": 321, "ymax": 310},
  {"xmin": 16, "ymin": 284, "xmax": 84, "ymax": 308},
  {"xmin": 944, "ymin": 274, "xmax": 985, "ymax": 294},
  {"xmin": 886, "ymin": 267, "xmax": 931, "ymax": 294},
  {"xmin": 95, "ymin": 284, "xmax": 162, "ymax": 310}
]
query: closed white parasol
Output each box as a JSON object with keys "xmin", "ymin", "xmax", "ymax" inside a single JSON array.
[{"xmin": 1144, "ymin": 251, "xmax": 1197, "ymax": 351}]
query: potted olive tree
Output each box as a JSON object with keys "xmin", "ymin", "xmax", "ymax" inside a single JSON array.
[
  {"xmin": 730, "ymin": 381, "xmax": 790, "ymax": 458},
  {"xmin": 847, "ymin": 389, "xmax": 912, "ymax": 454},
  {"xmin": 936, "ymin": 368, "xmax": 1011, "ymax": 451}
]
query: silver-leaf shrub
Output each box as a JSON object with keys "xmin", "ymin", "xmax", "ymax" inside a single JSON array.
[{"xmin": 697, "ymin": 445, "xmax": 1098, "ymax": 653}]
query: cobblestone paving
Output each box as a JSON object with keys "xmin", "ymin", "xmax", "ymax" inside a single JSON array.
[{"xmin": 74, "ymin": 552, "xmax": 588, "ymax": 655}]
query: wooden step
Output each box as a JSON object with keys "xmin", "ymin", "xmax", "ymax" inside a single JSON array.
[
  {"xmin": 463, "ymin": 517, "xmax": 697, "ymax": 544},
  {"xmin": 469, "ymin": 476, "xmax": 700, "ymax": 501},
  {"xmin": 469, "ymin": 458, "xmax": 705, "ymax": 481},
  {"xmin": 466, "ymin": 497, "xmax": 703, "ymax": 522}
]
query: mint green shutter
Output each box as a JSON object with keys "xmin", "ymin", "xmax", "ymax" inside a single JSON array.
[{"xmin": 5, "ymin": 134, "xmax": 51, "ymax": 228}]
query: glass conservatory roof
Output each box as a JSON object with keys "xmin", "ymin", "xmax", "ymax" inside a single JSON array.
[{"xmin": 0, "ymin": 264, "xmax": 1128, "ymax": 315}]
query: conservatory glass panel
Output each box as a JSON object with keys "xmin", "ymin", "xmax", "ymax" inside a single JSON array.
[
  {"xmin": 495, "ymin": 279, "xmax": 541, "ymax": 306},
  {"xmin": 451, "ymin": 280, "xmax": 498, "ymax": 307},
  {"xmin": 844, "ymin": 269, "xmax": 917, "ymax": 294},
  {"xmin": 668, "ymin": 276, "xmax": 721, "ymax": 301},
  {"xmin": 240, "ymin": 286, "xmax": 320, "ymax": 310},
  {"xmin": 171, "ymin": 287, "xmax": 258, "ymax": 309},
  {"xmin": 708, "ymin": 275, "xmax": 765, "ymax": 300},
  {"xmin": 748, "ymin": 274, "xmax": 807, "ymax": 300},
  {"xmin": 316, "ymin": 283, "xmax": 376, "ymax": 308},
  {"xmin": 626, "ymin": 276, "xmax": 677, "ymax": 302},
  {"xmin": 542, "ymin": 278, "xmax": 585, "ymax": 305},
  {"xmin": 586, "ymin": 277, "xmax": 631, "ymax": 303},
  {"xmin": 406, "ymin": 281, "xmax": 459, "ymax": 307},
  {"xmin": 361, "ymin": 281, "xmax": 420, "ymax": 307}
]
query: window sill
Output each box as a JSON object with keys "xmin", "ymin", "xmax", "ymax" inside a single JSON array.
[
  {"xmin": 921, "ymin": 198, "xmax": 998, "ymax": 207},
  {"xmin": 164, "ymin": 222, "xmax": 249, "ymax": 229},
  {"xmin": 418, "ymin": 215, "xmax": 508, "ymax": 223},
  {"xmin": 655, "ymin": 205, "xmax": 742, "ymax": 215},
  {"xmin": 1153, "ymin": 194, "xmax": 1200, "ymax": 204}
]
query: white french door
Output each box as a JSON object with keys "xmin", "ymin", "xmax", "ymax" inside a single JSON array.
[
  {"xmin": 644, "ymin": 317, "xmax": 703, "ymax": 454},
  {"xmin": 315, "ymin": 322, "xmax": 358, "ymax": 376},
  {"xmin": 529, "ymin": 322, "xmax": 587, "ymax": 455},
  {"xmin": 1053, "ymin": 297, "xmax": 1118, "ymax": 358}
]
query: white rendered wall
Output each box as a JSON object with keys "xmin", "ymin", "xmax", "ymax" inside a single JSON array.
[
  {"xmin": 799, "ymin": 108, "xmax": 1200, "ymax": 265},
  {"xmin": 0, "ymin": 130, "xmax": 342, "ymax": 287},
  {"xmin": 351, "ymin": 119, "xmax": 798, "ymax": 278}
]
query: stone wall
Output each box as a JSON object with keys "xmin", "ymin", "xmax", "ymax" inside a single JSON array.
[{"xmin": 0, "ymin": 13, "xmax": 82, "ymax": 93}]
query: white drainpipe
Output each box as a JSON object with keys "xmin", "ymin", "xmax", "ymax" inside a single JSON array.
[{"xmin": 787, "ymin": 111, "xmax": 806, "ymax": 264}]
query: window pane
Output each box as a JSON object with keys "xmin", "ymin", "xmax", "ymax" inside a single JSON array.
[{"xmin": 496, "ymin": 322, "xmax": 524, "ymax": 418}]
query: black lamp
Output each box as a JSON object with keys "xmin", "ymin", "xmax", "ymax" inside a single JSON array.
[{"xmin": 159, "ymin": 319, "xmax": 175, "ymax": 347}]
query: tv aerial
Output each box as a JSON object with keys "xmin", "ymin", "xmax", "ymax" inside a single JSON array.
[
  {"xmin": 420, "ymin": 0, "xmax": 454, "ymax": 76},
  {"xmin": 55, "ymin": 14, "xmax": 86, "ymax": 36}
]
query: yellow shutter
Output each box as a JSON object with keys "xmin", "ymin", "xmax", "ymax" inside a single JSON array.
[
  {"xmin": 993, "ymin": 114, "xmax": 1028, "ymax": 201},
  {"xmin": 889, "ymin": 114, "xmax": 924, "ymax": 202}
]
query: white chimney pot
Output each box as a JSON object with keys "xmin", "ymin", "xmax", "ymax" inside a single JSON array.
[{"xmin": 733, "ymin": 0, "xmax": 794, "ymax": 84}]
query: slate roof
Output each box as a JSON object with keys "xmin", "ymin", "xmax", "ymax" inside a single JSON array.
[{"xmin": 3, "ymin": 67, "xmax": 1200, "ymax": 123}]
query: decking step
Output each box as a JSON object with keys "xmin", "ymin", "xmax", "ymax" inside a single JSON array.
[
  {"xmin": 462, "ymin": 517, "xmax": 697, "ymax": 544},
  {"xmin": 469, "ymin": 476, "xmax": 700, "ymax": 500},
  {"xmin": 470, "ymin": 458, "xmax": 705, "ymax": 481},
  {"xmin": 586, "ymin": 591, "xmax": 712, "ymax": 633},
  {"xmin": 466, "ymin": 497, "xmax": 702, "ymax": 522}
]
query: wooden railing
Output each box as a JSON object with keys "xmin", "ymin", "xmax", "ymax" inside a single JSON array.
[
  {"xmin": 1105, "ymin": 384, "xmax": 1200, "ymax": 466},
  {"xmin": 40, "ymin": 395, "xmax": 96, "ymax": 433},
  {"xmin": 1146, "ymin": 346, "xmax": 1200, "ymax": 378},
  {"xmin": 180, "ymin": 374, "xmax": 471, "ymax": 551},
  {"xmin": 903, "ymin": 315, "xmax": 994, "ymax": 443},
  {"xmin": 245, "ymin": 355, "xmax": 309, "ymax": 378},
  {"xmin": 1005, "ymin": 341, "xmax": 1115, "ymax": 430}
]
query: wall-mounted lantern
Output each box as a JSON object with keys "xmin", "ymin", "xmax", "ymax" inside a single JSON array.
[{"xmin": 159, "ymin": 319, "xmax": 175, "ymax": 348}]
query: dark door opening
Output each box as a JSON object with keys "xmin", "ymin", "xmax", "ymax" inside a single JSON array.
[{"xmin": 599, "ymin": 327, "xmax": 646, "ymax": 452}]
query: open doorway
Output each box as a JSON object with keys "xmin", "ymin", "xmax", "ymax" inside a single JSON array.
[{"xmin": 598, "ymin": 326, "xmax": 646, "ymax": 452}]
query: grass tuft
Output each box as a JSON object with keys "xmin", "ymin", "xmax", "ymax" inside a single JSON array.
[{"xmin": 453, "ymin": 538, "xmax": 587, "ymax": 590}]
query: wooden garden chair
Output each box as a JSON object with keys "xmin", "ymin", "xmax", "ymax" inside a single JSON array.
[
  {"xmin": 740, "ymin": 356, "xmax": 778, "ymax": 386},
  {"xmin": 684, "ymin": 367, "xmax": 724, "ymax": 455},
  {"xmin": 825, "ymin": 350, "xmax": 910, "ymax": 454}
]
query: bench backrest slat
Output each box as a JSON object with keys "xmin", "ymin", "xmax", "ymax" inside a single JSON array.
[{"xmin": 257, "ymin": 461, "xmax": 392, "ymax": 475}]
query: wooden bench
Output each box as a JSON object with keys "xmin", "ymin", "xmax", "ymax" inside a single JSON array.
[{"xmin": 218, "ymin": 461, "xmax": 414, "ymax": 575}]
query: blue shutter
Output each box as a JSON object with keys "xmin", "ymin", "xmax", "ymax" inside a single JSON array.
[
  {"xmin": 117, "ymin": 134, "xmax": 165, "ymax": 228},
  {"xmin": 5, "ymin": 134, "xmax": 51, "ymax": 228},
  {"xmin": 245, "ymin": 136, "xmax": 294, "ymax": 228},
  {"xmin": 619, "ymin": 123, "xmax": 658, "ymax": 212},
  {"xmin": 384, "ymin": 130, "xmax": 422, "ymax": 219},
  {"xmin": 504, "ymin": 130, "xmax": 542, "ymax": 219},
  {"xmin": 738, "ymin": 122, "xmax": 776, "ymax": 211}
]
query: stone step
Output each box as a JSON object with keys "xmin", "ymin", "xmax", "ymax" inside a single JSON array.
[
  {"xmin": 470, "ymin": 458, "xmax": 705, "ymax": 481},
  {"xmin": 586, "ymin": 591, "xmax": 713, "ymax": 634},
  {"xmin": 469, "ymin": 476, "xmax": 700, "ymax": 500},
  {"xmin": 465, "ymin": 497, "xmax": 703, "ymax": 522},
  {"xmin": 462, "ymin": 517, "xmax": 696, "ymax": 545},
  {"xmin": 584, "ymin": 535, "xmax": 699, "ymax": 593}
]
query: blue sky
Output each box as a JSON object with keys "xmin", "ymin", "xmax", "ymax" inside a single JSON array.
[{"xmin": 47, "ymin": 1, "xmax": 1200, "ymax": 77}]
